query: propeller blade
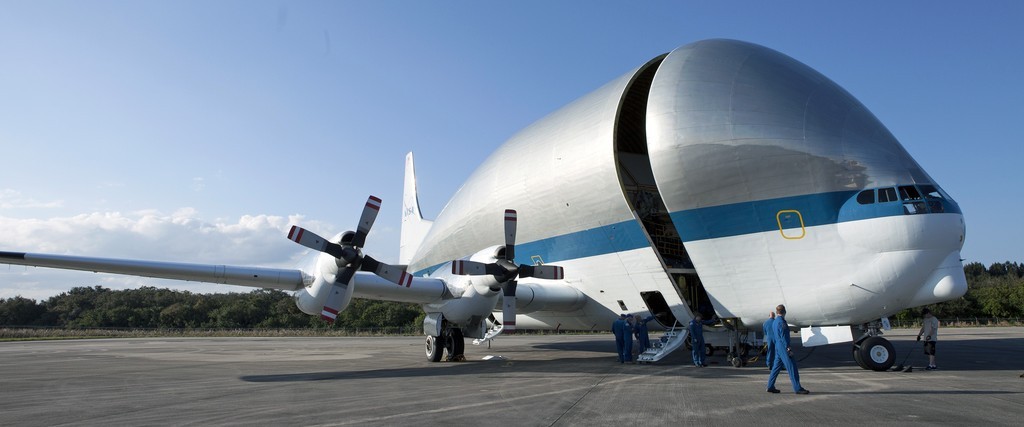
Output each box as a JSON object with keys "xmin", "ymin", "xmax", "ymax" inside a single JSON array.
[
  {"xmin": 519, "ymin": 264, "xmax": 564, "ymax": 280},
  {"xmin": 451, "ymin": 260, "xmax": 491, "ymax": 276},
  {"xmin": 503, "ymin": 209, "xmax": 516, "ymax": 261},
  {"xmin": 363, "ymin": 256, "xmax": 413, "ymax": 287},
  {"xmin": 321, "ymin": 267, "xmax": 356, "ymax": 323},
  {"xmin": 502, "ymin": 280, "xmax": 517, "ymax": 334},
  {"xmin": 352, "ymin": 195, "xmax": 382, "ymax": 248},
  {"xmin": 288, "ymin": 226, "xmax": 344, "ymax": 258}
]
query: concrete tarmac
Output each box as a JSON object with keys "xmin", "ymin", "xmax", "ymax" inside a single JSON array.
[{"xmin": 1, "ymin": 327, "xmax": 1021, "ymax": 426}]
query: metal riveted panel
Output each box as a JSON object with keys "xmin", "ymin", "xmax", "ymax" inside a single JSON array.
[
  {"xmin": 647, "ymin": 39, "xmax": 937, "ymax": 219},
  {"xmin": 410, "ymin": 64, "xmax": 650, "ymax": 273}
]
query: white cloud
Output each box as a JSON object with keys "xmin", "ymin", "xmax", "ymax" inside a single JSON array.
[
  {"xmin": 0, "ymin": 209, "xmax": 341, "ymax": 300},
  {"xmin": 0, "ymin": 189, "xmax": 63, "ymax": 209}
]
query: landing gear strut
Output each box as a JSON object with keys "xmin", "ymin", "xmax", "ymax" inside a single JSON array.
[
  {"xmin": 852, "ymin": 321, "xmax": 895, "ymax": 371},
  {"xmin": 722, "ymin": 318, "xmax": 748, "ymax": 368}
]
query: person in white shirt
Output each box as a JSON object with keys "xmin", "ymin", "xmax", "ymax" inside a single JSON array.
[{"xmin": 917, "ymin": 308, "xmax": 940, "ymax": 370}]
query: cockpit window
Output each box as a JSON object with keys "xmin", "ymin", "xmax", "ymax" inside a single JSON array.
[
  {"xmin": 900, "ymin": 186, "xmax": 927, "ymax": 214},
  {"xmin": 898, "ymin": 186, "xmax": 922, "ymax": 201},
  {"xmin": 878, "ymin": 187, "xmax": 897, "ymax": 203},
  {"xmin": 919, "ymin": 184, "xmax": 943, "ymax": 199},
  {"xmin": 903, "ymin": 201, "xmax": 927, "ymax": 215},
  {"xmin": 919, "ymin": 184, "xmax": 945, "ymax": 213},
  {"xmin": 856, "ymin": 190, "xmax": 875, "ymax": 205},
  {"xmin": 852, "ymin": 185, "xmax": 951, "ymax": 215}
]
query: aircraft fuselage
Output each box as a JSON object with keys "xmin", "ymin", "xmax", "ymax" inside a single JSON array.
[{"xmin": 406, "ymin": 39, "xmax": 966, "ymax": 331}]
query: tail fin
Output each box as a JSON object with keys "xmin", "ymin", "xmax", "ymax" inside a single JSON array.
[{"xmin": 400, "ymin": 152, "xmax": 433, "ymax": 265}]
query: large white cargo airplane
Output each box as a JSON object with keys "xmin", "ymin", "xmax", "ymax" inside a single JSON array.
[{"xmin": 1, "ymin": 39, "xmax": 966, "ymax": 370}]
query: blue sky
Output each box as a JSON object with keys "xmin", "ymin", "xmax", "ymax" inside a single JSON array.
[{"xmin": 1, "ymin": 1, "xmax": 1021, "ymax": 300}]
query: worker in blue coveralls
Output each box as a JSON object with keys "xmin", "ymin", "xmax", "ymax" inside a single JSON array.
[
  {"xmin": 766, "ymin": 304, "xmax": 810, "ymax": 394},
  {"xmin": 612, "ymin": 314, "xmax": 629, "ymax": 363},
  {"xmin": 633, "ymin": 314, "xmax": 656, "ymax": 353},
  {"xmin": 622, "ymin": 315, "xmax": 635, "ymax": 363},
  {"xmin": 689, "ymin": 313, "xmax": 717, "ymax": 367},
  {"xmin": 763, "ymin": 311, "xmax": 776, "ymax": 368}
]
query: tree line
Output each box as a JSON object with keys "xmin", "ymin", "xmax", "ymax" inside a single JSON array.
[
  {"xmin": 0, "ymin": 286, "xmax": 424, "ymax": 329},
  {"xmin": 893, "ymin": 261, "xmax": 1024, "ymax": 321},
  {"xmin": 2, "ymin": 261, "xmax": 1022, "ymax": 328}
]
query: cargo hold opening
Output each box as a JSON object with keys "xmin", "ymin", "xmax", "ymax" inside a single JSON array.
[{"xmin": 612, "ymin": 55, "xmax": 711, "ymax": 322}]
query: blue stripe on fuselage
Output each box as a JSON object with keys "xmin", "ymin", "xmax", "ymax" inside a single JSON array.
[
  {"xmin": 670, "ymin": 191, "xmax": 857, "ymax": 242},
  {"xmin": 413, "ymin": 221, "xmax": 651, "ymax": 276},
  {"xmin": 413, "ymin": 190, "xmax": 961, "ymax": 276}
]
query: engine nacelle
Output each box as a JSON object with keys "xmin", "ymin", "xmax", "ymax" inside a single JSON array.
[
  {"xmin": 511, "ymin": 282, "xmax": 586, "ymax": 313},
  {"xmin": 293, "ymin": 249, "xmax": 354, "ymax": 316}
]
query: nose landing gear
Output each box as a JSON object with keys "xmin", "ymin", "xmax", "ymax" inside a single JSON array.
[{"xmin": 852, "ymin": 322, "xmax": 896, "ymax": 371}]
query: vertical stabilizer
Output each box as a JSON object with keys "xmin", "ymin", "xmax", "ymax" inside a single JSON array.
[{"xmin": 400, "ymin": 152, "xmax": 434, "ymax": 265}]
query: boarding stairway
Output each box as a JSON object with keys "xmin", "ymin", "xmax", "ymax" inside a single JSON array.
[{"xmin": 636, "ymin": 323, "xmax": 690, "ymax": 363}]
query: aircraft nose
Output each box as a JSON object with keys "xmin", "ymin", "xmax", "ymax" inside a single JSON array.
[{"xmin": 908, "ymin": 250, "xmax": 969, "ymax": 306}]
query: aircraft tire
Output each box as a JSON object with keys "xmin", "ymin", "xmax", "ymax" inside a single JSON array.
[
  {"xmin": 857, "ymin": 336, "xmax": 895, "ymax": 371},
  {"xmin": 446, "ymin": 329, "xmax": 465, "ymax": 361},
  {"xmin": 425, "ymin": 335, "xmax": 444, "ymax": 362},
  {"xmin": 852, "ymin": 346, "xmax": 868, "ymax": 369}
]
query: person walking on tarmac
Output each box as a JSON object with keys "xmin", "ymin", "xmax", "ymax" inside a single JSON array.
[
  {"xmin": 634, "ymin": 314, "xmax": 656, "ymax": 353},
  {"xmin": 766, "ymin": 304, "xmax": 810, "ymax": 394},
  {"xmin": 612, "ymin": 314, "xmax": 629, "ymax": 363},
  {"xmin": 689, "ymin": 313, "xmax": 717, "ymax": 367},
  {"xmin": 763, "ymin": 311, "xmax": 776, "ymax": 368},
  {"xmin": 917, "ymin": 308, "xmax": 940, "ymax": 370}
]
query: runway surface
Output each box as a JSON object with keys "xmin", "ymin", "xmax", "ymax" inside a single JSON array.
[{"xmin": 1, "ymin": 327, "xmax": 1021, "ymax": 426}]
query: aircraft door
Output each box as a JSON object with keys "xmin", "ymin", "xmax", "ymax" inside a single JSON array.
[{"xmin": 640, "ymin": 291, "xmax": 679, "ymax": 328}]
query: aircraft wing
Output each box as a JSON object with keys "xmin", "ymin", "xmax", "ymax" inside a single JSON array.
[{"xmin": 0, "ymin": 251, "xmax": 307, "ymax": 291}]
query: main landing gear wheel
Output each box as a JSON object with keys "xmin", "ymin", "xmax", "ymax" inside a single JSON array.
[
  {"xmin": 730, "ymin": 355, "xmax": 743, "ymax": 368},
  {"xmin": 855, "ymin": 336, "xmax": 895, "ymax": 371},
  {"xmin": 445, "ymin": 328, "xmax": 465, "ymax": 362},
  {"xmin": 425, "ymin": 335, "xmax": 443, "ymax": 362},
  {"xmin": 852, "ymin": 346, "xmax": 867, "ymax": 369}
]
